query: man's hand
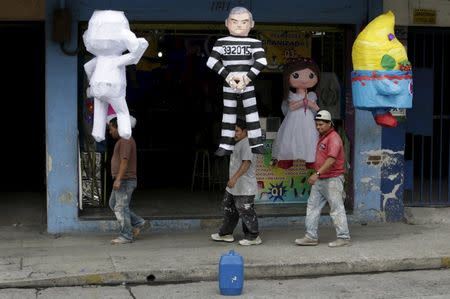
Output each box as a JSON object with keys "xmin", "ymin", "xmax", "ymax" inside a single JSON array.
[
  {"xmin": 225, "ymin": 74, "xmax": 238, "ymax": 90},
  {"xmin": 289, "ymin": 100, "xmax": 304, "ymax": 111},
  {"xmin": 236, "ymin": 74, "xmax": 252, "ymax": 92},
  {"xmin": 236, "ymin": 79, "xmax": 246, "ymax": 92},
  {"xmin": 113, "ymin": 178, "xmax": 121, "ymax": 190},
  {"xmin": 307, "ymin": 173, "xmax": 319, "ymax": 185},
  {"xmin": 227, "ymin": 177, "xmax": 237, "ymax": 188}
]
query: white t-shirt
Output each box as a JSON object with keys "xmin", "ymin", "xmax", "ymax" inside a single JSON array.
[{"xmin": 226, "ymin": 137, "xmax": 257, "ymax": 196}]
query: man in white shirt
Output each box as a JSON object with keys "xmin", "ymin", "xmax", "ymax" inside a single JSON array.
[{"xmin": 210, "ymin": 118, "xmax": 262, "ymax": 245}]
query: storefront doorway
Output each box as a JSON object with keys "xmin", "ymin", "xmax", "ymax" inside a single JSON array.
[
  {"xmin": 78, "ymin": 23, "xmax": 350, "ymax": 220},
  {"xmin": 0, "ymin": 22, "xmax": 46, "ymax": 227}
]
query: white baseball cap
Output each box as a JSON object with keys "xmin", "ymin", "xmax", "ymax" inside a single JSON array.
[{"xmin": 315, "ymin": 110, "xmax": 333, "ymax": 125}]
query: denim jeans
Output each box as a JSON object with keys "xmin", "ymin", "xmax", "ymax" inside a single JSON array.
[
  {"xmin": 219, "ymin": 191, "xmax": 259, "ymax": 240},
  {"xmin": 109, "ymin": 178, "xmax": 144, "ymax": 240},
  {"xmin": 305, "ymin": 175, "xmax": 350, "ymax": 240}
]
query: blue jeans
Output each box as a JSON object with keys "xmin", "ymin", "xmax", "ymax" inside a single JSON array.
[
  {"xmin": 109, "ymin": 178, "xmax": 144, "ymax": 240},
  {"xmin": 305, "ymin": 175, "xmax": 350, "ymax": 240}
]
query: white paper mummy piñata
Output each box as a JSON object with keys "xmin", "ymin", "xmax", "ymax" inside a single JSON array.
[{"xmin": 83, "ymin": 10, "xmax": 148, "ymax": 142}]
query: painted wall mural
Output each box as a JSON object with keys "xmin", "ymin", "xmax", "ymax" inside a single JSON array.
[{"xmin": 256, "ymin": 139, "xmax": 313, "ymax": 204}]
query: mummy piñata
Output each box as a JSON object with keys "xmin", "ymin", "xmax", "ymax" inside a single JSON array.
[{"xmin": 83, "ymin": 10, "xmax": 148, "ymax": 141}]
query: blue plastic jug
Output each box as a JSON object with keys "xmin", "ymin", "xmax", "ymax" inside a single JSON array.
[{"xmin": 219, "ymin": 250, "xmax": 244, "ymax": 296}]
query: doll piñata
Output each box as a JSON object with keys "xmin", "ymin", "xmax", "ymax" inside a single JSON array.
[{"xmin": 272, "ymin": 58, "xmax": 320, "ymax": 169}]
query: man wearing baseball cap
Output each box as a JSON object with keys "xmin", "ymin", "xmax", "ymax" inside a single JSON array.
[{"xmin": 295, "ymin": 110, "xmax": 351, "ymax": 247}]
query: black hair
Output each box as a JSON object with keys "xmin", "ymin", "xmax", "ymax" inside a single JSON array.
[
  {"xmin": 314, "ymin": 118, "xmax": 333, "ymax": 127},
  {"xmin": 109, "ymin": 117, "xmax": 118, "ymax": 129},
  {"xmin": 236, "ymin": 118, "xmax": 247, "ymax": 130},
  {"xmin": 283, "ymin": 58, "xmax": 321, "ymax": 102}
]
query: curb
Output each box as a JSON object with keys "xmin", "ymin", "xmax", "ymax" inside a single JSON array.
[{"xmin": 1, "ymin": 257, "xmax": 449, "ymax": 289}]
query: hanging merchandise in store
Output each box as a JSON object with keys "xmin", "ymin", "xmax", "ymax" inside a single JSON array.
[
  {"xmin": 271, "ymin": 58, "xmax": 320, "ymax": 170},
  {"xmin": 206, "ymin": 6, "xmax": 267, "ymax": 156}
]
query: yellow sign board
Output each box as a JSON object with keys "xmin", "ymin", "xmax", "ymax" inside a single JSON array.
[
  {"xmin": 259, "ymin": 31, "xmax": 312, "ymax": 72},
  {"xmin": 413, "ymin": 9, "xmax": 436, "ymax": 25}
]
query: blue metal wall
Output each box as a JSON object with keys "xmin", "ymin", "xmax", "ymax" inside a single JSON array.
[
  {"xmin": 75, "ymin": 0, "xmax": 369, "ymax": 23},
  {"xmin": 46, "ymin": 0, "xmax": 385, "ymax": 233}
]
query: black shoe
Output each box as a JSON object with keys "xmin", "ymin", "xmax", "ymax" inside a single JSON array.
[
  {"xmin": 251, "ymin": 145, "xmax": 265, "ymax": 155},
  {"xmin": 215, "ymin": 148, "xmax": 232, "ymax": 157}
]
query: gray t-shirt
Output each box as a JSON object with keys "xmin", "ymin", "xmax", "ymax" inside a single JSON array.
[{"xmin": 226, "ymin": 137, "xmax": 257, "ymax": 196}]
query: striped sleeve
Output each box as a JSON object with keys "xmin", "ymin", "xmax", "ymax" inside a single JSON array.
[
  {"xmin": 246, "ymin": 40, "xmax": 267, "ymax": 81},
  {"xmin": 206, "ymin": 40, "xmax": 229, "ymax": 79}
]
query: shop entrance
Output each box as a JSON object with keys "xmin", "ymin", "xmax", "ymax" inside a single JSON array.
[
  {"xmin": 78, "ymin": 23, "xmax": 350, "ymax": 220},
  {"xmin": 404, "ymin": 27, "xmax": 450, "ymax": 206},
  {"xmin": 0, "ymin": 22, "xmax": 46, "ymax": 226}
]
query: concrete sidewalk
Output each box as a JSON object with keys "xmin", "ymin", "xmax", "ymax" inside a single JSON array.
[{"xmin": 0, "ymin": 222, "xmax": 449, "ymax": 288}]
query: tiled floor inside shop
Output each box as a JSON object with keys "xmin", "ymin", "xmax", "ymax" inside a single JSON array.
[
  {"xmin": 80, "ymin": 189, "xmax": 307, "ymax": 220},
  {"xmin": 0, "ymin": 192, "xmax": 46, "ymax": 228}
]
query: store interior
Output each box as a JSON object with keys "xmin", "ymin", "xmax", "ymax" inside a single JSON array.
[
  {"xmin": 0, "ymin": 22, "xmax": 46, "ymax": 227},
  {"xmin": 77, "ymin": 24, "xmax": 348, "ymax": 220}
]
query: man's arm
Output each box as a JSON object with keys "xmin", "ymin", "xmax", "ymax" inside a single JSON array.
[
  {"xmin": 227, "ymin": 160, "xmax": 251, "ymax": 188},
  {"xmin": 113, "ymin": 158, "xmax": 129, "ymax": 190},
  {"xmin": 307, "ymin": 157, "xmax": 336, "ymax": 185}
]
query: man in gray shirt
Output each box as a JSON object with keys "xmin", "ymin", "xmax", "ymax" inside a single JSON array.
[{"xmin": 211, "ymin": 119, "xmax": 262, "ymax": 245}]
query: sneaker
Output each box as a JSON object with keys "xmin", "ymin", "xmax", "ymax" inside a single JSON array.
[
  {"xmin": 110, "ymin": 236, "xmax": 133, "ymax": 245},
  {"xmin": 239, "ymin": 236, "xmax": 262, "ymax": 246},
  {"xmin": 211, "ymin": 233, "xmax": 234, "ymax": 243},
  {"xmin": 295, "ymin": 236, "xmax": 319, "ymax": 246},
  {"xmin": 132, "ymin": 221, "xmax": 150, "ymax": 238},
  {"xmin": 328, "ymin": 239, "xmax": 351, "ymax": 247}
]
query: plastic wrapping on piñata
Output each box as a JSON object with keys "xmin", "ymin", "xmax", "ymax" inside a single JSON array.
[{"xmin": 351, "ymin": 11, "xmax": 413, "ymax": 128}]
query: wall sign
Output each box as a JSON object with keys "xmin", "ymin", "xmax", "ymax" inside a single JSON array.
[
  {"xmin": 260, "ymin": 31, "xmax": 312, "ymax": 72},
  {"xmin": 413, "ymin": 9, "xmax": 436, "ymax": 25},
  {"xmin": 209, "ymin": 0, "xmax": 252, "ymax": 12}
]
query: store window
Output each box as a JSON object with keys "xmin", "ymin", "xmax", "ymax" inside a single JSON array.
[{"xmin": 77, "ymin": 23, "xmax": 349, "ymax": 218}]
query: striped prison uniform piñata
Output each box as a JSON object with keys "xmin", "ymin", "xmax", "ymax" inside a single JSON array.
[{"xmin": 207, "ymin": 35, "xmax": 267, "ymax": 154}]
